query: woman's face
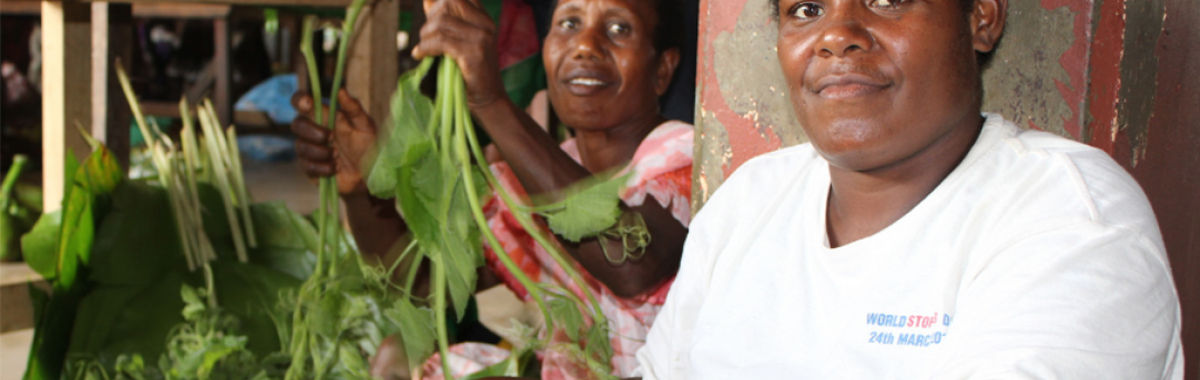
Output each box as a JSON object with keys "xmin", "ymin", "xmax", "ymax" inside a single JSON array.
[
  {"xmin": 776, "ymin": 0, "xmax": 986, "ymax": 172},
  {"xmin": 543, "ymin": 0, "xmax": 674, "ymax": 131}
]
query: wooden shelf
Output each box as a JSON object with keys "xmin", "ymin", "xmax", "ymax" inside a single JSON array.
[
  {"xmin": 1, "ymin": 2, "xmax": 231, "ymax": 17},
  {"xmin": 139, "ymin": 101, "xmax": 278, "ymax": 129},
  {"xmin": 0, "ymin": 262, "xmax": 49, "ymax": 334},
  {"xmin": 84, "ymin": 0, "xmax": 353, "ymax": 7}
]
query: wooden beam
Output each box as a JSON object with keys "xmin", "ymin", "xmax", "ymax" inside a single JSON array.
[
  {"xmin": 0, "ymin": 1, "xmax": 41, "ymax": 15},
  {"xmin": 213, "ymin": 17, "xmax": 232, "ymax": 125},
  {"xmin": 42, "ymin": 0, "xmax": 93, "ymax": 212},
  {"xmin": 4, "ymin": 2, "xmax": 229, "ymax": 17},
  {"xmin": 80, "ymin": 0, "xmax": 352, "ymax": 7},
  {"xmin": 92, "ymin": 1, "xmax": 132, "ymax": 171},
  {"xmin": 128, "ymin": 2, "xmax": 229, "ymax": 18},
  {"xmin": 346, "ymin": 0, "xmax": 399, "ymax": 125}
]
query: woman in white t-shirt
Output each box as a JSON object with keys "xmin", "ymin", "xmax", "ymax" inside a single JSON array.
[{"xmin": 627, "ymin": 0, "xmax": 1184, "ymax": 378}]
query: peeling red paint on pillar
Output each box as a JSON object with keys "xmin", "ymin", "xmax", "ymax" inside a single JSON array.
[
  {"xmin": 1084, "ymin": 0, "xmax": 1126, "ymax": 153},
  {"xmin": 1041, "ymin": 0, "xmax": 1093, "ymax": 139},
  {"xmin": 697, "ymin": 0, "xmax": 782, "ymax": 179}
]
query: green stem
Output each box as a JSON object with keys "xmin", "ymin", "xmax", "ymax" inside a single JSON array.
[
  {"xmin": 197, "ymin": 103, "xmax": 249, "ymax": 262},
  {"xmin": 433, "ymin": 260, "xmax": 454, "ymax": 379},
  {"xmin": 178, "ymin": 99, "xmax": 208, "ymax": 251},
  {"xmin": 300, "ymin": 16, "xmax": 323, "ymax": 125},
  {"xmin": 462, "ymin": 105, "xmax": 608, "ymax": 324},
  {"xmin": 325, "ymin": 0, "xmax": 369, "ymax": 132},
  {"xmin": 1, "ymin": 155, "xmax": 27, "ymax": 198},
  {"xmin": 438, "ymin": 59, "xmax": 456, "ymax": 158},
  {"xmin": 450, "ymin": 75, "xmax": 553, "ymax": 338},
  {"xmin": 388, "ymin": 239, "xmax": 420, "ymax": 279},
  {"xmin": 203, "ymin": 262, "xmax": 217, "ymax": 308},
  {"xmin": 225, "ymin": 127, "xmax": 257, "ymax": 248},
  {"xmin": 313, "ymin": 0, "xmax": 369, "ymax": 279},
  {"xmin": 152, "ymin": 147, "xmax": 196, "ymax": 271},
  {"xmin": 403, "ymin": 249, "xmax": 424, "ymax": 298},
  {"xmin": 300, "ymin": 16, "xmax": 330, "ymax": 279},
  {"xmin": 114, "ymin": 61, "xmax": 153, "ymax": 150}
]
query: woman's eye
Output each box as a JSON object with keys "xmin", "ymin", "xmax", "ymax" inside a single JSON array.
[
  {"xmin": 558, "ymin": 19, "xmax": 579, "ymax": 30},
  {"xmin": 607, "ymin": 23, "xmax": 631, "ymax": 35},
  {"xmin": 872, "ymin": 0, "xmax": 906, "ymax": 8},
  {"xmin": 789, "ymin": 3, "xmax": 825, "ymax": 20}
]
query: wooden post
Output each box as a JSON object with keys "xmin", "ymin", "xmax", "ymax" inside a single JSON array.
[
  {"xmin": 42, "ymin": 0, "xmax": 92, "ymax": 212},
  {"xmin": 346, "ymin": 0, "xmax": 400, "ymax": 123},
  {"xmin": 213, "ymin": 17, "xmax": 232, "ymax": 125},
  {"xmin": 91, "ymin": 1, "xmax": 132, "ymax": 171}
]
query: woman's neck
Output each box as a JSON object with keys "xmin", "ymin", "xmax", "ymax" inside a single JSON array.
[
  {"xmin": 574, "ymin": 112, "xmax": 666, "ymax": 174},
  {"xmin": 825, "ymin": 118, "xmax": 983, "ymax": 248}
]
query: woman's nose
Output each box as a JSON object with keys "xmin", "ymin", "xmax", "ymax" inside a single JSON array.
[
  {"xmin": 813, "ymin": 8, "xmax": 874, "ymax": 58},
  {"xmin": 572, "ymin": 26, "xmax": 605, "ymax": 61}
]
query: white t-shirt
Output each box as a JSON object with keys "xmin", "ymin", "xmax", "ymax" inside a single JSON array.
[{"xmin": 634, "ymin": 114, "xmax": 1183, "ymax": 380}]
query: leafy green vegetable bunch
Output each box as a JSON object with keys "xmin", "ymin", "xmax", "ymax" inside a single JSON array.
[
  {"xmin": 279, "ymin": 3, "xmax": 418, "ymax": 379},
  {"xmin": 365, "ymin": 51, "xmax": 632, "ymax": 379},
  {"xmin": 23, "ymin": 51, "xmax": 307, "ymax": 380}
]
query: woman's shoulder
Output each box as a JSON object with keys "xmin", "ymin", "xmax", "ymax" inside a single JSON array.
[
  {"xmin": 727, "ymin": 143, "xmax": 821, "ymax": 182},
  {"xmin": 623, "ymin": 120, "xmax": 697, "ymax": 179},
  {"xmin": 630, "ymin": 120, "xmax": 695, "ymax": 164}
]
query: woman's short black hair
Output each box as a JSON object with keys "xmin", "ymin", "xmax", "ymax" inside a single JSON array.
[{"xmin": 650, "ymin": 0, "xmax": 687, "ymax": 54}]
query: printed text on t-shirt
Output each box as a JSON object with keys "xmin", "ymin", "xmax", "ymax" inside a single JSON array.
[{"xmin": 866, "ymin": 312, "xmax": 952, "ymax": 348}]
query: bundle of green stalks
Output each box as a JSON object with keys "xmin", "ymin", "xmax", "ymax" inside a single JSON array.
[{"xmin": 116, "ymin": 61, "xmax": 257, "ymax": 298}]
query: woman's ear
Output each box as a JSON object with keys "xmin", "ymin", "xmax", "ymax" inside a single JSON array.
[
  {"xmin": 654, "ymin": 48, "xmax": 682, "ymax": 96},
  {"xmin": 970, "ymin": 0, "xmax": 1007, "ymax": 53}
]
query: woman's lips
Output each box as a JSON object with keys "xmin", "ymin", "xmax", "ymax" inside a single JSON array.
[
  {"xmin": 808, "ymin": 71, "xmax": 893, "ymax": 99},
  {"xmin": 818, "ymin": 82, "xmax": 888, "ymax": 99},
  {"xmin": 560, "ymin": 67, "xmax": 616, "ymax": 96}
]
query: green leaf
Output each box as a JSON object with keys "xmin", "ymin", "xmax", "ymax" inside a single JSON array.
[
  {"xmin": 549, "ymin": 297, "xmax": 584, "ymax": 342},
  {"xmin": 114, "ymin": 354, "xmax": 146, "ymax": 374},
  {"xmin": 22, "ymin": 211, "xmax": 62, "ymax": 280},
  {"xmin": 88, "ymin": 181, "xmax": 183, "ymax": 287},
  {"xmin": 440, "ymin": 179, "xmax": 482, "ymax": 321},
  {"xmin": 210, "ymin": 261, "xmax": 302, "ymax": 357},
  {"xmin": 367, "ymin": 58, "xmax": 436, "ymax": 198},
  {"xmin": 383, "ymin": 299, "xmax": 437, "ymax": 373},
  {"xmin": 396, "ymin": 155, "xmax": 448, "ymax": 255},
  {"xmin": 308, "ymin": 292, "xmax": 346, "ymax": 338},
  {"xmin": 248, "ymin": 202, "xmax": 318, "ymax": 280},
  {"xmin": 537, "ymin": 173, "xmax": 630, "ymax": 242},
  {"xmin": 68, "ymin": 274, "xmax": 185, "ymax": 367},
  {"xmin": 180, "ymin": 284, "xmax": 202, "ymax": 308},
  {"xmin": 55, "ymin": 191, "xmax": 93, "ymax": 290},
  {"xmin": 584, "ymin": 319, "xmax": 613, "ymax": 366},
  {"xmin": 196, "ymin": 336, "xmax": 249, "ymax": 379},
  {"xmin": 74, "ymin": 143, "xmax": 124, "ymax": 197},
  {"xmin": 52, "ymin": 142, "xmax": 123, "ymax": 290}
]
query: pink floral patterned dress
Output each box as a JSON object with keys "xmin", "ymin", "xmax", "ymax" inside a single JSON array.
[{"xmin": 420, "ymin": 120, "xmax": 694, "ymax": 379}]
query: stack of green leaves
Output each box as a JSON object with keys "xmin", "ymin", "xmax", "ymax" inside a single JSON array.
[
  {"xmin": 22, "ymin": 67, "xmax": 318, "ymax": 380},
  {"xmin": 20, "ymin": 136, "xmax": 318, "ymax": 380}
]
